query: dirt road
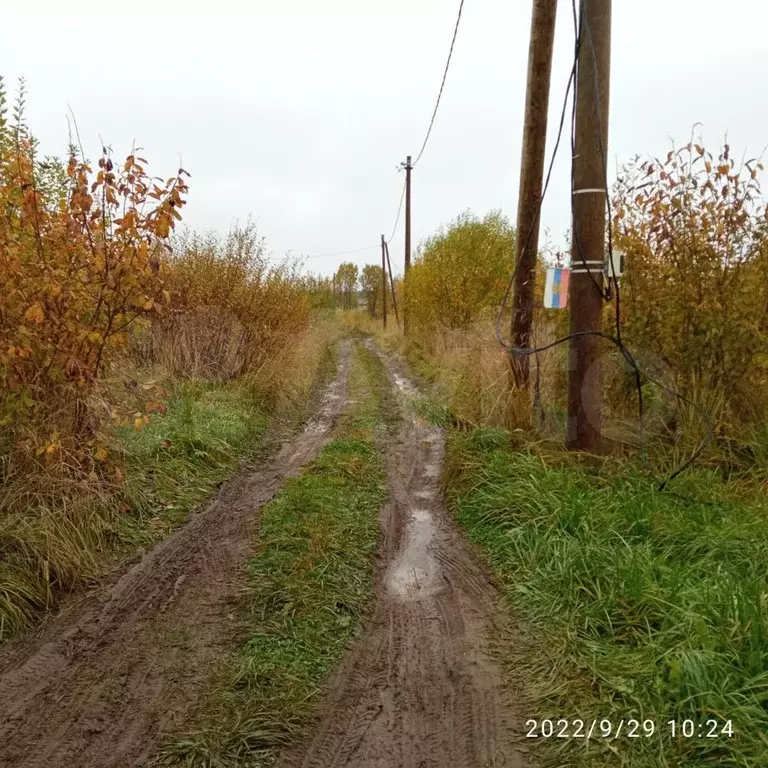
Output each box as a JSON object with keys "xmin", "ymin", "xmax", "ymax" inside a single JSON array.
[
  {"xmin": 0, "ymin": 341, "xmax": 525, "ymax": 768},
  {"xmin": 0, "ymin": 344, "xmax": 352, "ymax": 768},
  {"xmin": 282, "ymin": 347, "xmax": 526, "ymax": 768}
]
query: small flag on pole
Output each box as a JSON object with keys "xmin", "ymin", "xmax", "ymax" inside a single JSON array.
[{"xmin": 543, "ymin": 267, "xmax": 570, "ymax": 309}]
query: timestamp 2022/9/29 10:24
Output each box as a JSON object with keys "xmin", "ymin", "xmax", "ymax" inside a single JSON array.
[{"xmin": 525, "ymin": 718, "xmax": 735, "ymax": 741}]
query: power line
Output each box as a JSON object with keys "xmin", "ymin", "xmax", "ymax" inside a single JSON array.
[
  {"xmin": 412, "ymin": 0, "xmax": 467, "ymax": 167},
  {"xmin": 303, "ymin": 174, "xmax": 406, "ymax": 262},
  {"xmin": 296, "ymin": 3, "xmax": 466, "ymax": 263},
  {"xmin": 304, "ymin": 244, "xmax": 379, "ymax": 260},
  {"xmin": 388, "ymin": 175, "xmax": 407, "ymax": 244}
]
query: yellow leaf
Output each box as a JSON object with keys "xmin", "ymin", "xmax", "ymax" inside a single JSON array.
[
  {"xmin": 45, "ymin": 443, "xmax": 57, "ymax": 456},
  {"xmin": 134, "ymin": 417, "xmax": 145, "ymax": 430},
  {"xmin": 24, "ymin": 303, "xmax": 45, "ymax": 325},
  {"xmin": 155, "ymin": 218, "xmax": 170, "ymax": 238}
]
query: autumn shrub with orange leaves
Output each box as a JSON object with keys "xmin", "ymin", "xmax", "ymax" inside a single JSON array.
[
  {"xmin": 154, "ymin": 222, "xmax": 311, "ymax": 395},
  {"xmin": 0, "ymin": 79, "xmax": 189, "ymax": 475},
  {"xmin": 0, "ymin": 80, "xmax": 342, "ymax": 640},
  {"xmin": 612, "ymin": 140, "xmax": 768, "ymax": 443}
]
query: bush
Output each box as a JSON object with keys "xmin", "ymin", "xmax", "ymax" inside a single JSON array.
[
  {"xmin": 158, "ymin": 223, "xmax": 310, "ymax": 382},
  {"xmin": 613, "ymin": 140, "xmax": 768, "ymax": 436},
  {"xmin": 0, "ymin": 77, "xmax": 188, "ymax": 474},
  {"xmin": 406, "ymin": 210, "xmax": 515, "ymax": 332}
]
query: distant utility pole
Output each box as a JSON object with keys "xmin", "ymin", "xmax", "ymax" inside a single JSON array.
[
  {"xmin": 510, "ymin": 0, "xmax": 558, "ymax": 390},
  {"xmin": 567, "ymin": 0, "xmax": 611, "ymax": 451},
  {"xmin": 381, "ymin": 234, "xmax": 388, "ymax": 330},
  {"xmin": 384, "ymin": 240, "xmax": 400, "ymax": 326},
  {"xmin": 404, "ymin": 155, "xmax": 413, "ymax": 336}
]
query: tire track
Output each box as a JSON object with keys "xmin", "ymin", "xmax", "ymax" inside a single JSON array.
[
  {"xmin": 0, "ymin": 342, "xmax": 353, "ymax": 768},
  {"xmin": 282, "ymin": 344, "xmax": 527, "ymax": 768}
]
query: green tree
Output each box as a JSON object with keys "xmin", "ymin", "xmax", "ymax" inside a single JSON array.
[
  {"xmin": 334, "ymin": 262, "xmax": 359, "ymax": 310},
  {"xmin": 360, "ymin": 264, "xmax": 384, "ymax": 318},
  {"xmin": 301, "ymin": 274, "xmax": 335, "ymax": 310},
  {"xmin": 407, "ymin": 210, "xmax": 515, "ymax": 331}
]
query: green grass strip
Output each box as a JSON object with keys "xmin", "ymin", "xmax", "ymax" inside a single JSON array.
[
  {"xmin": 115, "ymin": 382, "xmax": 271, "ymax": 552},
  {"xmin": 444, "ymin": 426, "xmax": 768, "ymax": 768},
  {"xmin": 154, "ymin": 343, "xmax": 391, "ymax": 767}
]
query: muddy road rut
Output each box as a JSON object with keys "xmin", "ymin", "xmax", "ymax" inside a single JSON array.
[
  {"xmin": 0, "ymin": 344, "xmax": 352, "ymax": 768},
  {"xmin": 283, "ymin": 348, "xmax": 525, "ymax": 768}
]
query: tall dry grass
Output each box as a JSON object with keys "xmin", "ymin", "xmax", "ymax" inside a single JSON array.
[
  {"xmin": 354, "ymin": 300, "xmax": 766, "ymax": 478},
  {"xmin": 350, "ymin": 307, "xmax": 566, "ymax": 434}
]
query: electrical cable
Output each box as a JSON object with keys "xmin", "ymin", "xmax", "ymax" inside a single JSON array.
[
  {"xmin": 412, "ymin": 0, "xmax": 466, "ymax": 168},
  {"xmin": 304, "ymin": 167, "xmax": 406, "ymax": 262},
  {"xmin": 494, "ymin": 0, "xmax": 714, "ymax": 491},
  {"xmin": 304, "ymin": 1, "xmax": 465, "ymax": 265},
  {"xmin": 304, "ymin": 244, "xmax": 379, "ymax": 260},
  {"xmin": 388, "ymin": 175, "xmax": 407, "ymax": 244}
]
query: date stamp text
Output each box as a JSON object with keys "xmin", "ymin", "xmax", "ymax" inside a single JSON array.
[{"xmin": 525, "ymin": 718, "xmax": 734, "ymax": 740}]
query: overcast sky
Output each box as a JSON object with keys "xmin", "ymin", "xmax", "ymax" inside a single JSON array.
[{"xmin": 4, "ymin": 1, "xmax": 768, "ymax": 276}]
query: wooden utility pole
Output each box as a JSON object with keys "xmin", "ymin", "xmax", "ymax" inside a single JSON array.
[
  {"xmin": 381, "ymin": 235, "xmax": 388, "ymax": 330},
  {"xmin": 384, "ymin": 240, "xmax": 400, "ymax": 326},
  {"xmin": 510, "ymin": 0, "xmax": 558, "ymax": 389},
  {"xmin": 404, "ymin": 155, "xmax": 413, "ymax": 336},
  {"xmin": 566, "ymin": 0, "xmax": 611, "ymax": 451}
]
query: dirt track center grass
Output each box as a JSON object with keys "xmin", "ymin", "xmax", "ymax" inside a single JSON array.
[
  {"xmin": 154, "ymin": 342, "xmax": 393, "ymax": 767},
  {"xmin": 444, "ymin": 426, "xmax": 768, "ymax": 768}
]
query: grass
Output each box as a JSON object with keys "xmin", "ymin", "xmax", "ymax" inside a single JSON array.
[
  {"xmin": 0, "ymin": 337, "xmax": 339, "ymax": 642},
  {"xmin": 153, "ymin": 342, "xmax": 393, "ymax": 767},
  {"xmin": 412, "ymin": 392, "xmax": 453, "ymax": 428},
  {"xmin": 115, "ymin": 382, "xmax": 270, "ymax": 547},
  {"xmin": 444, "ymin": 426, "xmax": 768, "ymax": 767}
]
